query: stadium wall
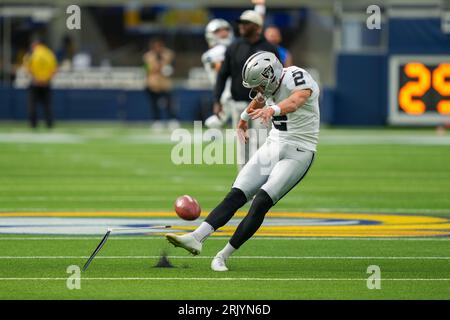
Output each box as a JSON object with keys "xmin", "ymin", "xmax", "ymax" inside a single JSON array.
[
  {"xmin": 0, "ymin": 86, "xmax": 336, "ymax": 124},
  {"xmin": 331, "ymin": 16, "xmax": 449, "ymax": 126},
  {"xmin": 1, "ymin": 19, "xmax": 447, "ymax": 126},
  {"xmin": 0, "ymin": 86, "xmax": 215, "ymax": 122},
  {"xmin": 333, "ymin": 53, "xmax": 388, "ymax": 126}
]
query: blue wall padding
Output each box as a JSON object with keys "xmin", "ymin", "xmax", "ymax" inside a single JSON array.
[
  {"xmin": 0, "ymin": 87, "xmax": 214, "ymax": 122},
  {"xmin": 389, "ymin": 18, "xmax": 450, "ymax": 54},
  {"xmin": 333, "ymin": 54, "xmax": 387, "ymax": 125}
]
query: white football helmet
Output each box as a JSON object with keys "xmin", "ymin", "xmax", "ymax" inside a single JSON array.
[
  {"xmin": 242, "ymin": 51, "xmax": 283, "ymax": 100},
  {"xmin": 205, "ymin": 19, "xmax": 233, "ymax": 47}
]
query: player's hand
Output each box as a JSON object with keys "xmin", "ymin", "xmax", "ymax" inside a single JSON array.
[
  {"xmin": 251, "ymin": 0, "xmax": 265, "ymax": 4},
  {"xmin": 236, "ymin": 119, "xmax": 249, "ymax": 144},
  {"xmin": 249, "ymin": 107, "xmax": 275, "ymax": 126},
  {"xmin": 247, "ymin": 96, "xmax": 265, "ymax": 113},
  {"xmin": 213, "ymin": 102, "xmax": 223, "ymax": 115}
]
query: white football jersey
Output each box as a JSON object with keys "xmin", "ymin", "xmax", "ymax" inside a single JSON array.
[
  {"xmin": 201, "ymin": 44, "xmax": 231, "ymax": 104},
  {"xmin": 202, "ymin": 44, "xmax": 226, "ymax": 84},
  {"xmin": 267, "ymin": 66, "xmax": 320, "ymax": 152}
]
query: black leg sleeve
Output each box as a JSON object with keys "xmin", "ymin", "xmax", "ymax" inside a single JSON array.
[
  {"xmin": 147, "ymin": 90, "xmax": 161, "ymax": 120},
  {"xmin": 163, "ymin": 91, "xmax": 177, "ymax": 119},
  {"xmin": 229, "ymin": 189, "xmax": 273, "ymax": 249},
  {"xmin": 205, "ymin": 187, "xmax": 248, "ymax": 230},
  {"xmin": 28, "ymin": 86, "xmax": 38, "ymax": 128},
  {"xmin": 42, "ymin": 87, "xmax": 53, "ymax": 128}
]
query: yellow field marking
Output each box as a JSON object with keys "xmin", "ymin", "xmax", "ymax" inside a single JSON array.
[
  {"xmin": 170, "ymin": 226, "xmax": 450, "ymax": 237},
  {"xmin": 1, "ymin": 211, "xmax": 449, "ymax": 237},
  {"xmin": 1, "ymin": 211, "xmax": 447, "ymax": 222}
]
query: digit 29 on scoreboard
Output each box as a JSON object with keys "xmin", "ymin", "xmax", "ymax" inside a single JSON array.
[{"xmin": 389, "ymin": 55, "xmax": 450, "ymax": 125}]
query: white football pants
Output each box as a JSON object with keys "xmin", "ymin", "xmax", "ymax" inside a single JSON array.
[{"xmin": 232, "ymin": 138, "xmax": 315, "ymax": 204}]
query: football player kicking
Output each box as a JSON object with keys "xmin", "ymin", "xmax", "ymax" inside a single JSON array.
[{"xmin": 166, "ymin": 51, "xmax": 320, "ymax": 271}]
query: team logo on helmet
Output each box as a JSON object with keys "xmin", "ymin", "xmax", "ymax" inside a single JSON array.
[{"xmin": 261, "ymin": 65, "xmax": 274, "ymax": 80}]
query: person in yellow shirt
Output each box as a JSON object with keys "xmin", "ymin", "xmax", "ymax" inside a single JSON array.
[
  {"xmin": 23, "ymin": 40, "xmax": 58, "ymax": 128},
  {"xmin": 143, "ymin": 38, "xmax": 178, "ymax": 131}
]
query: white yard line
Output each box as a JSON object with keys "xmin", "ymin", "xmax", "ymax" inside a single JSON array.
[
  {"xmin": 0, "ymin": 277, "xmax": 449, "ymax": 281},
  {"xmin": 0, "ymin": 256, "xmax": 449, "ymax": 260}
]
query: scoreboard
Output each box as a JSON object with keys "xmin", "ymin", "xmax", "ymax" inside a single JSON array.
[{"xmin": 389, "ymin": 55, "xmax": 450, "ymax": 125}]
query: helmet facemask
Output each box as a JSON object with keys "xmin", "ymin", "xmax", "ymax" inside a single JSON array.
[
  {"xmin": 216, "ymin": 29, "xmax": 233, "ymax": 46},
  {"xmin": 248, "ymin": 87, "xmax": 266, "ymax": 103}
]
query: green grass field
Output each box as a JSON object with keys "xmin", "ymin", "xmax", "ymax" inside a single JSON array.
[{"xmin": 1, "ymin": 122, "xmax": 450, "ymax": 299}]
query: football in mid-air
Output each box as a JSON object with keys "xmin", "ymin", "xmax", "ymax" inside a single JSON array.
[{"xmin": 174, "ymin": 195, "xmax": 201, "ymax": 221}]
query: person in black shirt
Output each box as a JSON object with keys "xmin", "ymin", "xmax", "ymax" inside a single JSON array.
[{"xmin": 213, "ymin": 10, "xmax": 279, "ymax": 170}]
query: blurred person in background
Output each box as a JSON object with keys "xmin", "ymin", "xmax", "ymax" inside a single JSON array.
[
  {"xmin": 56, "ymin": 35, "xmax": 76, "ymax": 71},
  {"xmin": 203, "ymin": 0, "xmax": 266, "ymax": 130},
  {"xmin": 143, "ymin": 38, "xmax": 178, "ymax": 131},
  {"xmin": 214, "ymin": 7, "xmax": 278, "ymax": 170},
  {"xmin": 0, "ymin": 54, "xmax": 3, "ymax": 81},
  {"xmin": 23, "ymin": 39, "xmax": 58, "ymax": 129},
  {"xmin": 202, "ymin": 18, "xmax": 234, "ymax": 129},
  {"xmin": 264, "ymin": 25, "xmax": 293, "ymax": 67},
  {"xmin": 72, "ymin": 50, "xmax": 92, "ymax": 71},
  {"xmin": 202, "ymin": 19, "xmax": 234, "ymax": 84}
]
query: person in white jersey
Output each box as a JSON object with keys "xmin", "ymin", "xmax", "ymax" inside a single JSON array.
[
  {"xmin": 166, "ymin": 51, "xmax": 320, "ymax": 271},
  {"xmin": 203, "ymin": 0, "xmax": 267, "ymax": 129},
  {"xmin": 202, "ymin": 18, "xmax": 234, "ymax": 129}
]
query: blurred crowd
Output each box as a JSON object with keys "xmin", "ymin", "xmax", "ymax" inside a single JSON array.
[{"xmin": 3, "ymin": 0, "xmax": 294, "ymax": 130}]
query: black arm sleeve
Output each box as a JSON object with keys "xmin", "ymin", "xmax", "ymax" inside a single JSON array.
[{"xmin": 214, "ymin": 45, "xmax": 232, "ymax": 103}]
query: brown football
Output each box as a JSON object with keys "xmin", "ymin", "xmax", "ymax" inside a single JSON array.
[{"xmin": 174, "ymin": 195, "xmax": 201, "ymax": 221}]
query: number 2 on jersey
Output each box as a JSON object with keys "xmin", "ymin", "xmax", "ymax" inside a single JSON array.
[
  {"xmin": 292, "ymin": 70, "xmax": 306, "ymax": 86},
  {"xmin": 272, "ymin": 115, "xmax": 288, "ymax": 131}
]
